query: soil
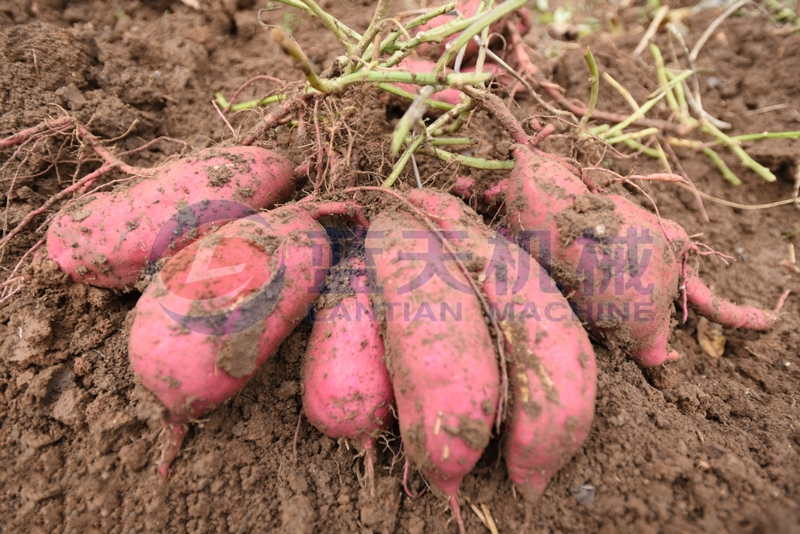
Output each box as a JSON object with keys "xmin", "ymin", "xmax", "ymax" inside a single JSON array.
[{"xmin": 1, "ymin": 1, "xmax": 799, "ymax": 533}]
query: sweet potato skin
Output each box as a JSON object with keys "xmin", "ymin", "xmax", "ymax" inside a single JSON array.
[
  {"xmin": 366, "ymin": 209, "xmax": 499, "ymax": 498},
  {"xmin": 302, "ymin": 258, "xmax": 394, "ymax": 444},
  {"xmin": 128, "ymin": 204, "xmax": 331, "ymax": 476},
  {"xmin": 406, "ymin": 189, "xmax": 596, "ymax": 501},
  {"xmin": 46, "ymin": 146, "xmax": 294, "ymax": 289},
  {"xmin": 483, "ymin": 253, "xmax": 596, "ymax": 501}
]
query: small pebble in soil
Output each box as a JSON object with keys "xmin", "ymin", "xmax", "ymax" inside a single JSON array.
[{"xmin": 568, "ymin": 484, "xmax": 596, "ymax": 507}]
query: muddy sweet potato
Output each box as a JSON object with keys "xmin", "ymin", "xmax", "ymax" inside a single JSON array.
[
  {"xmin": 47, "ymin": 146, "xmax": 295, "ymax": 289},
  {"xmin": 366, "ymin": 207, "xmax": 499, "ymax": 532},
  {"xmin": 406, "ymin": 189, "xmax": 597, "ymax": 508},
  {"xmin": 302, "ymin": 253, "xmax": 394, "ymax": 493},
  {"xmin": 505, "ymin": 143, "xmax": 784, "ymax": 367},
  {"xmin": 129, "ymin": 203, "xmax": 333, "ymax": 479}
]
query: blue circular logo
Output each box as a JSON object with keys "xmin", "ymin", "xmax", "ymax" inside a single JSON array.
[{"xmin": 149, "ymin": 201, "xmax": 286, "ymax": 335}]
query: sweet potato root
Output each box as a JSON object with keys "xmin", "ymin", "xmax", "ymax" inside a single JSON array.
[
  {"xmin": 406, "ymin": 189, "xmax": 596, "ymax": 508},
  {"xmin": 683, "ymin": 265, "xmax": 785, "ymax": 329},
  {"xmin": 47, "ymin": 146, "xmax": 295, "ymax": 289},
  {"xmin": 129, "ymin": 203, "xmax": 334, "ymax": 479},
  {"xmin": 366, "ymin": 207, "xmax": 499, "ymax": 532},
  {"xmin": 505, "ymin": 143, "xmax": 784, "ymax": 366},
  {"xmin": 302, "ymin": 253, "xmax": 394, "ymax": 493}
]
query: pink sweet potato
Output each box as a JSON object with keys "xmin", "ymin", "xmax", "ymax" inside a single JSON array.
[
  {"xmin": 366, "ymin": 208, "xmax": 499, "ymax": 531},
  {"xmin": 505, "ymin": 143, "xmax": 783, "ymax": 366},
  {"xmin": 47, "ymin": 145, "xmax": 295, "ymax": 289},
  {"xmin": 129, "ymin": 203, "xmax": 333, "ymax": 479},
  {"xmin": 302, "ymin": 254, "xmax": 394, "ymax": 492},
  {"xmin": 406, "ymin": 189, "xmax": 596, "ymax": 507}
]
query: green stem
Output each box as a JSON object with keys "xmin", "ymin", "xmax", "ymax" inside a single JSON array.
[
  {"xmin": 216, "ymin": 92, "xmax": 286, "ymax": 111},
  {"xmin": 327, "ymin": 70, "xmax": 491, "ymax": 94},
  {"xmin": 667, "ymin": 137, "xmax": 704, "ymax": 149},
  {"xmin": 604, "ymin": 127, "xmax": 660, "ymax": 145},
  {"xmin": 420, "ymin": 146, "xmax": 514, "ymax": 169},
  {"xmin": 385, "ymin": 134, "xmax": 426, "ymax": 187},
  {"xmin": 377, "ymin": 83, "xmax": 455, "ymax": 111},
  {"xmin": 472, "ymin": 1, "xmax": 493, "ymax": 76},
  {"xmin": 731, "ymin": 131, "xmax": 800, "ymax": 142},
  {"xmin": 274, "ymin": 0, "xmax": 362, "ymax": 43},
  {"xmin": 430, "ymin": 137, "xmax": 475, "ymax": 146},
  {"xmin": 650, "ymin": 43, "xmax": 679, "ymax": 113},
  {"xmin": 578, "ymin": 46, "xmax": 599, "ymax": 128},
  {"xmin": 603, "ymin": 72, "xmax": 639, "ymax": 111},
  {"xmin": 364, "ymin": 1, "xmax": 458, "ymax": 59},
  {"xmin": 272, "ymin": 28, "xmax": 328, "ymax": 92},
  {"xmin": 621, "ymin": 138, "xmax": 661, "ymax": 158},
  {"xmin": 298, "ymin": 0, "xmax": 356, "ymax": 53},
  {"xmin": 702, "ymin": 120, "xmax": 776, "ymax": 182},
  {"xmin": 384, "ymin": 102, "xmax": 473, "ymax": 187},
  {"xmin": 214, "ymin": 92, "xmax": 230, "ymax": 109},
  {"xmin": 433, "ymin": 110, "xmax": 469, "ymax": 136},
  {"xmin": 669, "ymin": 69, "xmax": 691, "ymax": 119},
  {"xmin": 351, "ymin": 0, "xmax": 393, "ymax": 70},
  {"xmin": 602, "ymin": 70, "xmax": 692, "ymax": 139},
  {"xmin": 381, "ymin": 12, "xmax": 484, "ymax": 68},
  {"xmin": 392, "ymin": 85, "xmax": 437, "ymax": 155},
  {"xmin": 701, "ymin": 147, "xmax": 742, "ymax": 186},
  {"xmin": 436, "ymin": 0, "xmax": 527, "ymax": 70}
]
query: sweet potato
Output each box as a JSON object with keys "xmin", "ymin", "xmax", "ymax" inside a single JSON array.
[
  {"xmin": 46, "ymin": 146, "xmax": 295, "ymax": 289},
  {"xmin": 129, "ymin": 203, "xmax": 334, "ymax": 479},
  {"xmin": 302, "ymin": 253, "xmax": 394, "ymax": 493},
  {"xmin": 366, "ymin": 207, "xmax": 499, "ymax": 532},
  {"xmin": 406, "ymin": 189, "xmax": 596, "ymax": 507},
  {"xmin": 505, "ymin": 143, "xmax": 783, "ymax": 366}
]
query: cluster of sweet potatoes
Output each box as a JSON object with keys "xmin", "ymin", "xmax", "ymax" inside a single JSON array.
[
  {"xmin": 42, "ymin": 139, "xmax": 598, "ymax": 529},
  {"xmin": 38, "ymin": 4, "xmax": 788, "ymax": 532},
  {"xmin": 43, "ymin": 141, "xmax": 786, "ymax": 532}
]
